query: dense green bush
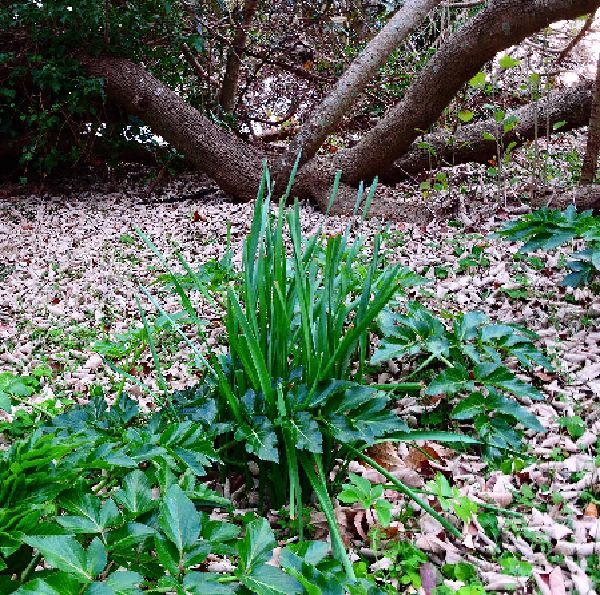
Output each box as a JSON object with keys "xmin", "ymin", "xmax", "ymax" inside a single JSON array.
[
  {"xmin": 1, "ymin": 0, "xmax": 195, "ymax": 177},
  {"xmin": 0, "ymin": 392, "xmax": 381, "ymax": 594}
]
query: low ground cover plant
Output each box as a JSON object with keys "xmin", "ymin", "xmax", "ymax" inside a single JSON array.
[{"xmin": 497, "ymin": 205, "xmax": 600, "ymax": 287}]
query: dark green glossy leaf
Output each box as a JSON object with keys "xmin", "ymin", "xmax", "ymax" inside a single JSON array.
[
  {"xmin": 158, "ymin": 484, "xmax": 200, "ymax": 556},
  {"xmin": 238, "ymin": 518, "xmax": 275, "ymax": 573},
  {"xmin": 240, "ymin": 564, "xmax": 303, "ymax": 595}
]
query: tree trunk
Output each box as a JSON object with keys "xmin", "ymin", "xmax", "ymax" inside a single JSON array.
[
  {"xmin": 219, "ymin": 0, "xmax": 259, "ymax": 113},
  {"xmin": 581, "ymin": 54, "xmax": 600, "ymax": 185},
  {"xmin": 296, "ymin": 0, "xmax": 600, "ymax": 207},
  {"xmin": 284, "ymin": 0, "xmax": 442, "ymax": 169},
  {"xmin": 382, "ymin": 80, "xmax": 594, "ymax": 183},
  {"xmin": 82, "ymin": 0, "xmax": 599, "ymax": 212},
  {"xmin": 84, "ymin": 56, "xmax": 264, "ymax": 202}
]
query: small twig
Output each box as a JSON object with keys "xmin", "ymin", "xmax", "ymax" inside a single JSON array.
[
  {"xmin": 182, "ymin": 43, "xmax": 220, "ymax": 85},
  {"xmin": 557, "ymin": 11, "xmax": 596, "ymax": 64}
]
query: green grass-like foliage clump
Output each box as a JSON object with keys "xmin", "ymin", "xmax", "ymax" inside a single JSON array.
[{"xmin": 497, "ymin": 205, "xmax": 600, "ymax": 287}]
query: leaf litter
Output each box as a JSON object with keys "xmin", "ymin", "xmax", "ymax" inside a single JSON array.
[{"xmin": 0, "ymin": 163, "xmax": 599, "ymax": 592}]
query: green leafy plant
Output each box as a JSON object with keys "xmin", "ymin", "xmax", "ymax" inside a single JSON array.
[
  {"xmin": 338, "ymin": 474, "xmax": 393, "ymax": 528},
  {"xmin": 558, "ymin": 415, "xmax": 586, "ymax": 440},
  {"xmin": 438, "ymin": 561, "xmax": 486, "ymax": 594},
  {"xmin": 373, "ymin": 540, "xmax": 428, "ymax": 590},
  {"xmin": 499, "ymin": 553, "xmax": 533, "ymax": 577},
  {"xmin": 426, "ymin": 474, "xmax": 477, "ymax": 523},
  {"xmin": 372, "ymin": 303, "xmax": 549, "ymax": 455},
  {"xmin": 3, "ymin": 385, "xmax": 381, "ymax": 594},
  {"xmin": 0, "ymin": 372, "xmax": 43, "ymax": 413},
  {"xmin": 136, "ymin": 166, "xmax": 477, "ymax": 577},
  {"xmin": 497, "ymin": 206, "xmax": 600, "ymax": 287},
  {"xmin": 457, "ymin": 244, "xmax": 490, "ymax": 273}
]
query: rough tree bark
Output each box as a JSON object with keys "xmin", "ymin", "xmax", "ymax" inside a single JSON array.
[
  {"xmin": 284, "ymin": 0, "xmax": 442, "ymax": 169},
  {"xmin": 219, "ymin": 0, "xmax": 259, "ymax": 113},
  {"xmin": 295, "ymin": 0, "xmax": 600, "ymax": 209},
  {"xmin": 79, "ymin": 0, "xmax": 599, "ymax": 213},
  {"xmin": 381, "ymin": 80, "xmax": 594, "ymax": 183},
  {"xmin": 84, "ymin": 57, "xmax": 263, "ymax": 202},
  {"xmin": 581, "ymin": 55, "xmax": 600, "ymax": 184}
]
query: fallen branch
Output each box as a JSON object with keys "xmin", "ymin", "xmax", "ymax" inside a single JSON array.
[{"xmin": 381, "ymin": 80, "xmax": 594, "ymax": 183}]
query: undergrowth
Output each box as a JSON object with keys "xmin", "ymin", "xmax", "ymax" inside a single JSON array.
[
  {"xmin": 0, "ymin": 166, "xmax": 553, "ymax": 593},
  {"xmin": 498, "ymin": 205, "xmax": 600, "ymax": 288}
]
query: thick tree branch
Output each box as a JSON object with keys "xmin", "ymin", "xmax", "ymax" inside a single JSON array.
[
  {"xmin": 84, "ymin": 56, "xmax": 263, "ymax": 201},
  {"xmin": 219, "ymin": 0, "xmax": 259, "ymax": 112},
  {"xmin": 300, "ymin": 0, "xmax": 600, "ymax": 201},
  {"xmin": 581, "ymin": 56, "xmax": 600, "ymax": 184},
  {"xmin": 382, "ymin": 80, "xmax": 594, "ymax": 183},
  {"xmin": 285, "ymin": 0, "xmax": 442, "ymax": 168}
]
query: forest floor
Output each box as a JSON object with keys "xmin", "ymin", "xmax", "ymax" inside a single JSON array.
[{"xmin": 0, "ymin": 157, "xmax": 599, "ymax": 592}]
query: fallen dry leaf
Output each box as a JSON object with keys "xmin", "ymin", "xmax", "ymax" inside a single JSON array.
[
  {"xmin": 420, "ymin": 562, "xmax": 438, "ymax": 595},
  {"xmin": 364, "ymin": 442, "xmax": 402, "ymax": 470}
]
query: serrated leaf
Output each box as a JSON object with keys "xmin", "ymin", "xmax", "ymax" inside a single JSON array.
[
  {"xmin": 238, "ymin": 518, "xmax": 275, "ymax": 573},
  {"xmin": 57, "ymin": 494, "xmax": 120, "ymax": 534},
  {"xmin": 451, "ymin": 392, "xmax": 486, "ymax": 420},
  {"xmin": 374, "ymin": 499, "xmax": 392, "ymax": 527},
  {"xmin": 426, "ymin": 365, "xmax": 474, "ymax": 395},
  {"xmin": 290, "ymin": 413, "xmax": 322, "ymax": 453},
  {"xmin": 236, "ymin": 417, "xmax": 279, "ymax": 462},
  {"xmin": 154, "ymin": 534, "xmax": 180, "ymax": 576},
  {"xmin": 106, "ymin": 522, "xmax": 155, "ymax": 552},
  {"xmin": 88, "ymin": 573, "xmax": 143, "ymax": 595},
  {"xmin": 475, "ymin": 416, "xmax": 522, "ymax": 450},
  {"xmin": 104, "ymin": 571, "xmax": 143, "ymax": 594},
  {"xmin": 113, "ymin": 470, "xmax": 155, "ymax": 517},
  {"xmin": 476, "ymin": 364, "xmax": 543, "ymax": 400},
  {"xmin": 25, "ymin": 535, "xmax": 94, "ymax": 582},
  {"xmin": 0, "ymin": 391, "xmax": 11, "ymax": 412},
  {"xmin": 469, "ymin": 71, "xmax": 486, "ymax": 88},
  {"xmin": 491, "ymin": 395, "xmax": 545, "ymax": 432},
  {"xmin": 13, "ymin": 580, "xmax": 62, "ymax": 595},
  {"xmin": 458, "ymin": 110, "xmax": 474, "ymax": 123},
  {"xmin": 86, "ymin": 538, "xmax": 107, "ymax": 577},
  {"xmin": 454, "ymin": 311, "xmax": 487, "ymax": 341}
]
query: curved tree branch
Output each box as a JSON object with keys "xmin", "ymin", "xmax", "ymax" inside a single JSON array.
[
  {"xmin": 299, "ymin": 0, "xmax": 600, "ymax": 202},
  {"xmin": 382, "ymin": 79, "xmax": 594, "ymax": 183},
  {"xmin": 284, "ymin": 0, "xmax": 442, "ymax": 169},
  {"xmin": 84, "ymin": 56, "xmax": 264, "ymax": 202}
]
